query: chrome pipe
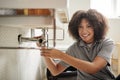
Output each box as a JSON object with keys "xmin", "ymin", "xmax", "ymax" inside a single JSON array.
[
  {"xmin": 18, "ymin": 34, "xmax": 39, "ymax": 44},
  {"xmin": 0, "ymin": 46, "xmax": 40, "ymax": 50},
  {"xmin": 18, "ymin": 34, "xmax": 46, "ymax": 47}
]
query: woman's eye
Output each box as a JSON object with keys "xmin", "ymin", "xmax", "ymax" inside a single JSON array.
[
  {"xmin": 87, "ymin": 25, "xmax": 91, "ymax": 27},
  {"xmin": 78, "ymin": 26, "xmax": 82, "ymax": 28}
]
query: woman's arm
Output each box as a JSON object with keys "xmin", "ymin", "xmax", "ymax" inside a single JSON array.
[
  {"xmin": 43, "ymin": 57, "xmax": 67, "ymax": 76},
  {"xmin": 41, "ymin": 48, "xmax": 107, "ymax": 74},
  {"xmin": 60, "ymin": 53, "xmax": 107, "ymax": 74}
]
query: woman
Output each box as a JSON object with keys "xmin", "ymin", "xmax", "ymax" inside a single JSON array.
[{"xmin": 40, "ymin": 9, "xmax": 115, "ymax": 80}]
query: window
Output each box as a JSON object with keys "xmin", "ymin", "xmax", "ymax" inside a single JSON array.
[
  {"xmin": 116, "ymin": 0, "xmax": 120, "ymax": 17},
  {"xmin": 90, "ymin": 0, "xmax": 119, "ymax": 18}
]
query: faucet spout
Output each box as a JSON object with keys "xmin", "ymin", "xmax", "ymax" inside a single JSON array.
[{"xmin": 18, "ymin": 34, "xmax": 46, "ymax": 46}]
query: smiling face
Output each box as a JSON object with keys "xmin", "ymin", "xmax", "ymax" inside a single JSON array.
[{"xmin": 78, "ymin": 18, "xmax": 94, "ymax": 43}]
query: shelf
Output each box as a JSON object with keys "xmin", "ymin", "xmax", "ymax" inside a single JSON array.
[
  {"xmin": 0, "ymin": 9, "xmax": 52, "ymax": 16},
  {"xmin": 0, "ymin": 8, "xmax": 68, "ymax": 29},
  {"xmin": 0, "ymin": 16, "xmax": 54, "ymax": 28}
]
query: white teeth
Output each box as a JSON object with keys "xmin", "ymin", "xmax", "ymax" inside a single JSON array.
[{"xmin": 82, "ymin": 34, "xmax": 89, "ymax": 37}]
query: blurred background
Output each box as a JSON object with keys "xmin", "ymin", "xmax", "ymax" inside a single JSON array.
[{"xmin": 0, "ymin": 0, "xmax": 120, "ymax": 80}]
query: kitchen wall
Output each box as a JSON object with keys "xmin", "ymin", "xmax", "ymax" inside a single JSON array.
[
  {"xmin": 107, "ymin": 19, "xmax": 120, "ymax": 42},
  {"xmin": 0, "ymin": 0, "xmax": 68, "ymax": 9}
]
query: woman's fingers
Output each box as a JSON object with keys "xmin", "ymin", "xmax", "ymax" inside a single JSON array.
[
  {"xmin": 40, "ymin": 48, "xmax": 52, "ymax": 57},
  {"xmin": 36, "ymin": 42, "xmax": 40, "ymax": 47},
  {"xmin": 41, "ymin": 53, "xmax": 50, "ymax": 57},
  {"xmin": 40, "ymin": 49, "xmax": 52, "ymax": 54}
]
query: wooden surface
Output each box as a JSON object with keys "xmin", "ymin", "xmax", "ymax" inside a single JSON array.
[
  {"xmin": 116, "ymin": 43, "xmax": 120, "ymax": 74},
  {"xmin": 111, "ymin": 43, "xmax": 120, "ymax": 75}
]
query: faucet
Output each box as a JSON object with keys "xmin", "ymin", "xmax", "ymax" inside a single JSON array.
[{"xmin": 18, "ymin": 28, "xmax": 48, "ymax": 47}]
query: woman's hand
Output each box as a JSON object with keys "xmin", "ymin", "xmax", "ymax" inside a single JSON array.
[{"xmin": 40, "ymin": 47, "xmax": 64, "ymax": 59}]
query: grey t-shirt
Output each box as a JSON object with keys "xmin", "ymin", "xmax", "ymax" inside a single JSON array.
[{"xmin": 59, "ymin": 38, "xmax": 115, "ymax": 80}]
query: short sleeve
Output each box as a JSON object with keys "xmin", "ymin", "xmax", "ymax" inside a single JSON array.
[
  {"xmin": 58, "ymin": 43, "xmax": 76, "ymax": 67},
  {"xmin": 97, "ymin": 39, "xmax": 115, "ymax": 66}
]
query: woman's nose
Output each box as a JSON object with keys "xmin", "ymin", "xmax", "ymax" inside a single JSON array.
[{"xmin": 81, "ymin": 27, "xmax": 88, "ymax": 33}]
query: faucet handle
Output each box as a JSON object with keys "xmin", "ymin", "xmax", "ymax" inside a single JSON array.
[{"xmin": 38, "ymin": 38, "xmax": 47, "ymax": 47}]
